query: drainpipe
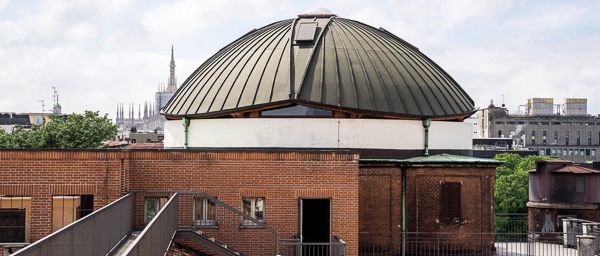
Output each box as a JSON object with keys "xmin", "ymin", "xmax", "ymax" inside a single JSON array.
[
  {"xmin": 401, "ymin": 166, "xmax": 407, "ymax": 256},
  {"xmin": 422, "ymin": 118, "xmax": 431, "ymax": 156},
  {"xmin": 182, "ymin": 117, "xmax": 190, "ymax": 149}
]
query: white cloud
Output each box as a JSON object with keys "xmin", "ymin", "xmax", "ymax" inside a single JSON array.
[
  {"xmin": 1, "ymin": 0, "xmax": 600, "ymax": 120},
  {"xmin": 141, "ymin": 0, "xmax": 293, "ymax": 42}
]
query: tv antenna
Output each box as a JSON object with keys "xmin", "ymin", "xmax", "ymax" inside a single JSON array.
[{"xmin": 37, "ymin": 100, "xmax": 46, "ymax": 112}]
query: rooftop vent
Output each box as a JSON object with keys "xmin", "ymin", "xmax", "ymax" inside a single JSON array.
[
  {"xmin": 295, "ymin": 22, "xmax": 318, "ymax": 43},
  {"xmin": 298, "ymin": 7, "xmax": 336, "ymax": 18}
]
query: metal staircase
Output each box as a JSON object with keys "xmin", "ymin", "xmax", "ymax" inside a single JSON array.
[
  {"xmin": 175, "ymin": 229, "xmax": 242, "ymax": 256},
  {"xmin": 11, "ymin": 191, "xmax": 350, "ymax": 256}
]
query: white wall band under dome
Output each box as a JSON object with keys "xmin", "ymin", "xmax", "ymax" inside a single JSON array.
[{"xmin": 164, "ymin": 119, "xmax": 472, "ymax": 150}]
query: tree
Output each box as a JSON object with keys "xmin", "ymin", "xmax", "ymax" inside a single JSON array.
[
  {"xmin": 0, "ymin": 111, "xmax": 117, "ymax": 149},
  {"xmin": 493, "ymin": 153, "xmax": 550, "ymax": 213}
]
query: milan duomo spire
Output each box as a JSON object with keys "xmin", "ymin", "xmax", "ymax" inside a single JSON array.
[
  {"xmin": 166, "ymin": 45, "xmax": 177, "ymax": 93},
  {"xmin": 115, "ymin": 46, "xmax": 177, "ymax": 134}
]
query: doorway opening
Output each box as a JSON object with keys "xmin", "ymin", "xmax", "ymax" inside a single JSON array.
[{"xmin": 300, "ymin": 198, "xmax": 331, "ymax": 243}]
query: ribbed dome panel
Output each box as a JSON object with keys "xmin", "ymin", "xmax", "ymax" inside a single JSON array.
[{"xmin": 163, "ymin": 17, "xmax": 475, "ymax": 119}]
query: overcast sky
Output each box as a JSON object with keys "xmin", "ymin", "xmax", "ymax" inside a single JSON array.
[{"xmin": 1, "ymin": 0, "xmax": 599, "ymax": 120}]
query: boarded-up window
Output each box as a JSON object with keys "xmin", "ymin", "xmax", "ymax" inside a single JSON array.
[{"xmin": 440, "ymin": 182, "xmax": 461, "ymax": 223}]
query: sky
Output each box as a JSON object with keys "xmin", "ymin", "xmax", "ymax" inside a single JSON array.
[{"xmin": 1, "ymin": 0, "xmax": 600, "ymax": 120}]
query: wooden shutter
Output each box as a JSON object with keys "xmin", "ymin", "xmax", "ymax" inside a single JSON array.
[{"xmin": 441, "ymin": 182, "xmax": 461, "ymax": 223}]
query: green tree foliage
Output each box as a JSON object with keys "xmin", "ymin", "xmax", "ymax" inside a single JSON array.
[
  {"xmin": 493, "ymin": 153, "xmax": 550, "ymax": 213},
  {"xmin": 0, "ymin": 111, "xmax": 117, "ymax": 149}
]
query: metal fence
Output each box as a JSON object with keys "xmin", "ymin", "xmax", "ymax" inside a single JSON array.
[
  {"xmin": 122, "ymin": 193, "xmax": 178, "ymax": 256},
  {"xmin": 13, "ymin": 193, "xmax": 133, "ymax": 256},
  {"xmin": 359, "ymin": 231, "xmax": 581, "ymax": 256},
  {"xmin": 280, "ymin": 236, "xmax": 346, "ymax": 256},
  {"xmin": 495, "ymin": 213, "xmax": 529, "ymax": 235}
]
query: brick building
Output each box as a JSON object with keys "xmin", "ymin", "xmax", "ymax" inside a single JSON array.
[{"xmin": 2, "ymin": 9, "xmax": 500, "ymax": 256}]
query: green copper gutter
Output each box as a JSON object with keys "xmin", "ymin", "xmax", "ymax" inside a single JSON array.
[
  {"xmin": 182, "ymin": 117, "xmax": 190, "ymax": 149},
  {"xmin": 422, "ymin": 118, "xmax": 431, "ymax": 156}
]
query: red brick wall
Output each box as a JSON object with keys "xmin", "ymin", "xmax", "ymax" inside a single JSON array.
[
  {"xmin": 359, "ymin": 166, "xmax": 402, "ymax": 250},
  {"xmin": 126, "ymin": 151, "xmax": 359, "ymax": 255},
  {"xmin": 406, "ymin": 166, "xmax": 495, "ymax": 252},
  {"xmin": 0, "ymin": 150, "xmax": 360, "ymax": 256},
  {"xmin": 0, "ymin": 150, "xmax": 124, "ymax": 241},
  {"xmin": 359, "ymin": 164, "xmax": 496, "ymax": 253}
]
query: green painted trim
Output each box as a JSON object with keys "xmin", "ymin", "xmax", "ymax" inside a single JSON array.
[
  {"xmin": 182, "ymin": 117, "xmax": 190, "ymax": 149},
  {"xmin": 361, "ymin": 154, "xmax": 503, "ymax": 165},
  {"xmin": 422, "ymin": 118, "xmax": 431, "ymax": 156}
]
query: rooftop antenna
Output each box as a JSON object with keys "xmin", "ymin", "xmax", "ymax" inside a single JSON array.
[
  {"xmin": 37, "ymin": 100, "xmax": 46, "ymax": 112},
  {"xmin": 51, "ymin": 86, "xmax": 62, "ymax": 115},
  {"xmin": 501, "ymin": 94, "xmax": 505, "ymax": 108}
]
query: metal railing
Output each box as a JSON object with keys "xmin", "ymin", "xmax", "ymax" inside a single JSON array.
[
  {"xmin": 280, "ymin": 236, "xmax": 346, "ymax": 256},
  {"xmin": 561, "ymin": 217, "xmax": 600, "ymax": 252},
  {"xmin": 359, "ymin": 231, "xmax": 581, "ymax": 256},
  {"xmin": 122, "ymin": 193, "xmax": 178, "ymax": 256},
  {"xmin": 177, "ymin": 192, "xmax": 280, "ymax": 256},
  {"xmin": 494, "ymin": 213, "xmax": 529, "ymax": 242},
  {"xmin": 495, "ymin": 213, "xmax": 529, "ymax": 234},
  {"xmin": 13, "ymin": 193, "xmax": 133, "ymax": 256}
]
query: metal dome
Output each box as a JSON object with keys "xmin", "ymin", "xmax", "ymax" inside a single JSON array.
[{"xmin": 162, "ymin": 14, "xmax": 475, "ymax": 120}]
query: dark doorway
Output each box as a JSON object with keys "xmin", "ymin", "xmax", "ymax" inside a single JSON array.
[
  {"xmin": 301, "ymin": 199, "xmax": 331, "ymax": 256},
  {"xmin": 301, "ymin": 198, "xmax": 331, "ymax": 243},
  {"xmin": 78, "ymin": 195, "xmax": 94, "ymax": 219}
]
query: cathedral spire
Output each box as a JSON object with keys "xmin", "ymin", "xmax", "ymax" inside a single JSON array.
[{"xmin": 166, "ymin": 45, "xmax": 177, "ymax": 93}]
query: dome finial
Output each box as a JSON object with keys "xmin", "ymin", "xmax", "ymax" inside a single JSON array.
[{"xmin": 298, "ymin": 7, "xmax": 336, "ymax": 18}]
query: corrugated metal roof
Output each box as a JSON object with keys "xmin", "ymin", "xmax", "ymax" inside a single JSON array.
[
  {"xmin": 551, "ymin": 165, "xmax": 600, "ymax": 174},
  {"xmin": 163, "ymin": 15, "xmax": 475, "ymax": 120}
]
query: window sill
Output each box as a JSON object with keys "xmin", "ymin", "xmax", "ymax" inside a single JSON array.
[
  {"xmin": 193, "ymin": 224, "xmax": 219, "ymax": 229},
  {"xmin": 239, "ymin": 224, "xmax": 266, "ymax": 229},
  {"xmin": 437, "ymin": 218, "xmax": 466, "ymax": 225}
]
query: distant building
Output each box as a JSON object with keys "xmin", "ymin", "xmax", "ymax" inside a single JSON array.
[
  {"xmin": 478, "ymin": 98, "xmax": 600, "ymax": 162},
  {"xmin": 464, "ymin": 113, "xmax": 481, "ymax": 138},
  {"xmin": 1, "ymin": 89, "xmax": 60, "ymax": 133},
  {"xmin": 0, "ymin": 113, "xmax": 50, "ymax": 133},
  {"xmin": 472, "ymin": 137, "xmax": 538, "ymax": 158},
  {"xmin": 115, "ymin": 46, "xmax": 178, "ymax": 137}
]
